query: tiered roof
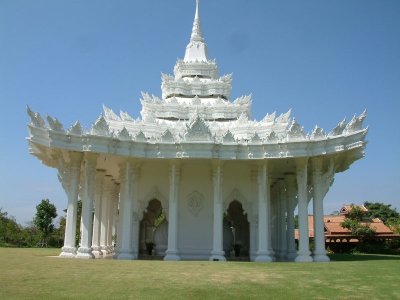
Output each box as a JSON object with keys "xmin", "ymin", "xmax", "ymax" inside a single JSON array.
[{"xmin": 27, "ymin": 0, "xmax": 368, "ymax": 170}]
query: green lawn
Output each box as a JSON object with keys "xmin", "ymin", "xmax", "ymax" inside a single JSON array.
[{"xmin": 0, "ymin": 248, "xmax": 399, "ymax": 299}]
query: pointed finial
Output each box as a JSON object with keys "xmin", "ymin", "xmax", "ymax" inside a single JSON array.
[
  {"xmin": 195, "ymin": 0, "xmax": 199, "ymax": 20},
  {"xmin": 191, "ymin": 0, "xmax": 204, "ymax": 42},
  {"xmin": 184, "ymin": 0, "xmax": 209, "ymax": 62}
]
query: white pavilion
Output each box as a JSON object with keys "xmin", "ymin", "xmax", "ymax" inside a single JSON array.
[{"xmin": 27, "ymin": 0, "xmax": 367, "ymax": 262}]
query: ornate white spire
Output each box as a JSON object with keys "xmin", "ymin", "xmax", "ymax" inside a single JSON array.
[
  {"xmin": 190, "ymin": 0, "xmax": 204, "ymax": 43},
  {"xmin": 184, "ymin": 0, "xmax": 208, "ymax": 62}
]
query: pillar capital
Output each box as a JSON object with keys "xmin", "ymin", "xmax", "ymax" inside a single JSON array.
[
  {"xmin": 169, "ymin": 160, "xmax": 181, "ymax": 177},
  {"xmin": 295, "ymin": 157, "xmax": 309, "ymax": 172},
  {"xmin": 311, "ymin": 156, "xmax": 323, "ymax": 173},
  {"xmin": 69, "ymin": 151, "xmax": 83, "ymax": 166},
  {"xmin": 84, "ymin": 152, "xmax": 98, "ymax": 165}
]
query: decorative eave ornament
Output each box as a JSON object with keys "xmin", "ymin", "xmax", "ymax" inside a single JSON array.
[
  {"xmin": 68, "ymin": 121, "xmax": 83, "ymax": 136},
  {"xmin": 27, "ymin": 106, "xmax": 46, "ymax": 128},
  {"xmin": 185, "ymin": 115, "xmax": 212, "ymax": 142},
  {"xmin": 47, "ymin": 115, "xmax": 64, "ymax": 132},
  {"xmin": 91, "ymin": 115, "xmax": 110, "ymax": 136}
]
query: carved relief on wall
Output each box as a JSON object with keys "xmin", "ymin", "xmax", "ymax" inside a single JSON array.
[{"xmin": 186, "ymin": 190, "xmax": 204, "ymax": 216}]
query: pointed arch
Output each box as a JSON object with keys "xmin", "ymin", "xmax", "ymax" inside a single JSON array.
[
  {"xmin": 139, "ymin": 186, "xmax": 168, "ymax": 220},
  {"xmin": 224, "ymin": 188, "xmax": 253, "ymax": 223}
]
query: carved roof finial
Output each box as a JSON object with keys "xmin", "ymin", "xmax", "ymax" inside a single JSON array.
[
  {"xmin": 184, "ymin": 0, "xmax": 208, "ymax": 62},
  {"xmin": 191, "ymin": 0, "xmax": 204, "ymax": 43}
]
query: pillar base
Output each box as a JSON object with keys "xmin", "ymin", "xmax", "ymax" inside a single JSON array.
[
  {"xmin": 59, "ymin": 246, "xmax": 76, "ymax": 258},
  {"xmin": 107, "ymin": 246, "xmax": 114, "ymax": 254},
  {"xmin": 164, "ymin": 250, "xmax": 180, "ymax": 261},
  {"xmin": 76, "ymin": 247, "xmax": 95, "ymax": 259},
  {"xmin": 254, "ymin": 255, "xmax": 273, "ymax": 262},
  {"xmin": 209, "ymin": 251, "xmax": 226, "ymax": 261},
  {"xmin": 164, "ymin": 254, "xmax": 181, "ymax": 261},
  {"xmin": 255, "ymin": 251, "xmax": 273, "ymax": 262},
  {"xmin": 92, "ymin": 246, "xmax": 103, "ymax": 258},
  {"xmin": 313, "ymin": 253, "xmax": 330, "ymax": 262},
  {"xmin": 278, "ymin": 251, "xmax": 287, "ymax": 261},
  {"xmin": 101, "ymin": 246, "xmax": 108, "ymax": 256},
  {"xmin": 286, "ymin": 251, "xmax": 297, "ymax": 262},
  {"xmin": 295, "ymin": 253, "xmax": 313, "ymax": 262},
  {"xmin": 209, "ymin": 256, "xmax": 226, "ymax": 261},
  {"xmin": 115, "ymin": 251, "xmax": 135, "ymax": 260}
]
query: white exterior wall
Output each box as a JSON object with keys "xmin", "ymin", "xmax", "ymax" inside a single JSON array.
[
  {"xmin": 178, "ymin": 162, "xmax": 213, "ymax": 259},
  {"xmin": 131, "ymin": 160, "xmax": 257, "ymax": 260}
]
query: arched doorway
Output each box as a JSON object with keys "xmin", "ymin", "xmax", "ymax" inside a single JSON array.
[
  {"xmin": 223, "ymin": 200, "xmax": 250, "ymax": 260},
  {"xmin": 139, "ymin": 199, "xmax": 168, "ymax": 257}
]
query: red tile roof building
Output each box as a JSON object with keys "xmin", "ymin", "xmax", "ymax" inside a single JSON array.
[{"xmin": 295, "ymin": 205, "xmax": 399, "ymax": 244}]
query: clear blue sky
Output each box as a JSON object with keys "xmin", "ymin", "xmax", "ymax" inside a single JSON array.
[{"xmin": 1, "ymin": 0, "xmax": 399, "ymax": 224}]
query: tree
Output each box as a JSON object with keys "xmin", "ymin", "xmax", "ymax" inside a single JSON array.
[
  {"xmin": 347, "ymin": 204, "xmax": 365, "ymax": 222},
  {"xmin": 0, "ymin": 208, "xmax": 22, "ymax": 246},
  {"xmin": 341, "ymin": 204, "xmax": 375, "ymax": 243},
  {"xmin": 341, "ymin": 218, "xmax": 375, "ymax": 242},
  {"xmin": 364, "ymin": 202, "xmax": 400, "ymax": 224},
  {"xmin": 33, "ymin": 199, "xmax": 57, "ymax": 246}
]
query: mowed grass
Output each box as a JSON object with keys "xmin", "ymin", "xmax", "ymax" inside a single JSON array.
[{"xmin": 0, "ymin": 248, "xmax": 399, "ymax": 300}]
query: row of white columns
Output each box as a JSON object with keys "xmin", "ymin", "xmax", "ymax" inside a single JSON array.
[
  {"xmin": 264, "ymin": 158, "xmax": 331, "ymax": 262},
  {"xmin": 59, "ymin": 152, "xmax": 331, "ymax": 262},
  {"xmin": 60, "ymin": 153, "xmax": 119, "ymax": 259}
]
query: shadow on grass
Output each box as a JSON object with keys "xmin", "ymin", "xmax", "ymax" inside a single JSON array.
[{"xmin": 329, "ymin": 253, "xmax": 400, "ymax": 262}]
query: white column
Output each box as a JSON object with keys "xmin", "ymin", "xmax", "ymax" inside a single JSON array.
[
  {"xmin": 115, "ymin": 160, "xmax": 135, "ymax": 259},
  {"xmin": 76, "ymin": 153, "xmax": 98, "ymax": 259},
  {"xmin": 131, "ymin": 166, "xmax": 141, "ymax": 259},
  {"xmin": 107, "ymin": 180, "xmax": 118, "ymax": 255},
  {"xmin": 60, "ymin": 152, "xmax": 82, "ymax": 257},
  {"xmin": 270, "ymin": 189, "xmax": 277, "ymax": 255},
  {"xmin": 164, "ymin": 162, "xmax": 181, "ymax": 260},
  {"xmin": 113, "ymin": 183, "xmax": 120, "ymax": 252},
  {"xmin": 295, "ymin": 157, "xmax": 313, "ymax": 262},
  {"xmin": 312, "ymin": 158, "xmax": 330, "ymax": 262},
  {"xmin": 278, "ymin": 182, "xmax": 287, "ymax": 261},
  {"xmin": 210, "ymin": 161, "xmax": 226, "ymax": 261},
  {"xmin": 100, "ymin": 175, "xmax": 113, "ymax": 256},
  {"xmin": 255, "ymin": 163, "xmax": 273, "ymax": 262},
  {"xmin": 285, "ymin": 175, "xmax": 297, "ymax": 261},
  {"xmin": 91, "ymin": 169, "xmax": 105, "ymax": 258},
  {"xmin": 113, "ymin": 183, "xmax": 121, "ymax": 254}
]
